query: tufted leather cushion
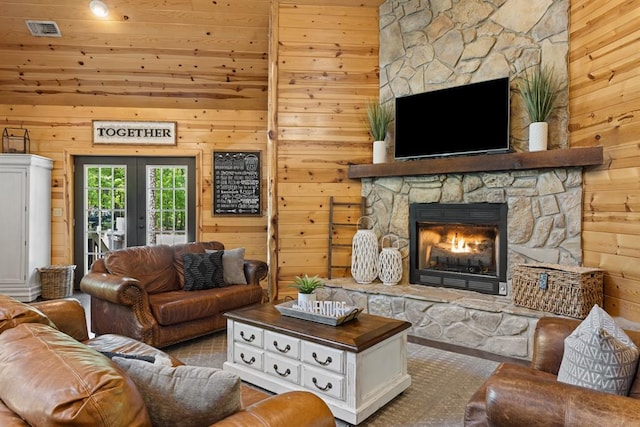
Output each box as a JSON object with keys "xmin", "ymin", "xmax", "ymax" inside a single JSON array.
[
  {"xmin": 0, "ymin": 294, "xmax": 56, "ymax": 333},
  {"xmin": 0, "ymin": 323, "xmax": 151, "ymax": 426},
  {"xmin": 104, "ymin": 244, "xmax": 178, "ymax": 294}
]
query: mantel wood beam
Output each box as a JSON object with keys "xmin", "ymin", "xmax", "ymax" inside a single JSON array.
[{"xmin": 347, "ymin": 147, "xmax": 604, "ymax": 179}]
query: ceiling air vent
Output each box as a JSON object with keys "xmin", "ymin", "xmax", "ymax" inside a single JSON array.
[{"xmin": 25, "ymin": 20, "xmax": 62, "ymax": 37}]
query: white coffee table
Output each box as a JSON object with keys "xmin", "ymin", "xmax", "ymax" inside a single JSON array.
[{"xmin": 223, "ymin": 303, "xmax": 411, "ymax": 425}]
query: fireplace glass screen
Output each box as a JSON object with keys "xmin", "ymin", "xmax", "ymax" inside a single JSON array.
[
  {"xmin": 410, "ymin": 203, "xmax": 507, "ymax": 295},
  {"xmin": 418, "ymin": 224, "xmax": 498, "ymax": 276}
]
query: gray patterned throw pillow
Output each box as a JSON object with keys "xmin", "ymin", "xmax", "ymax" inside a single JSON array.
[
  {"xmin": 113, "ymin": 357, "xmax": 241, "ymax": 427},
  {"xmin": 182, "ymin": 252, "xmax": 224, "ymax": 291},
  {"xmin": 557, "ymin": 304, "xmax": 639, "ymax": 395}
]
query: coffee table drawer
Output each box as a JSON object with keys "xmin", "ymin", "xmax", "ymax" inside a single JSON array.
[
  {"xmin": 301, "ymin": 342, "xmax": 344, "ymax": 374},
  {"xmin": 265, "ymin": 353, "xmax": 301, "ymax": 384},
  {"xmin": 233, "ymin": 323, "xmax": 263, "ymax": 348},
  {"xmin": 265, "ymin": 330, "xmax": 300, "ymax": 360},
  {"xmin": 303, "ymin": 366, "xmax": 344, "ymax": 401},
  {"xmin": 233, "ymin": 343, "xmax": 263, "ymax": 371}
]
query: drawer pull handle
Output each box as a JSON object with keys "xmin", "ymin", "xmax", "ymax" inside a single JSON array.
[
  {"xmin": 240, "ymin": 353, "xmax": 256, "ymax": 365},
  {"xmin": 312, "ymin": 352, "xmax": 332, "ymax": 366},
  {"xmin": 273, "ymin": 341, "xmax": 291, "ymax": 353},
  {"xmin": 240, "ymin": 331, "xmax": 255, "ymax": 343},
  {"xmin": 312, "ymin": 377, "xmax": 333, "ymax": 391},
  {"xmin": 273, "ymin": 364, "xmax": 291, "ymax": 377}
]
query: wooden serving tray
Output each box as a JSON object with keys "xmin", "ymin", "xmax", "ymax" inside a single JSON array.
[{"xmin": 274, "ymin": 300, "xmax": 363, "ymax": 326}]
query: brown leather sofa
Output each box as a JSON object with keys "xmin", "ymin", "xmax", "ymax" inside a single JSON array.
[
  {"xmin": 0, "ymin": 295, "xmax": 335, "ymax": 426},
  {"xmin": 464, "ymin": 316, "xmax": 640, "ymax": 426},
  {"xmin": 80, "ymin": 241, "xmax": 268, "ymax": 348}
]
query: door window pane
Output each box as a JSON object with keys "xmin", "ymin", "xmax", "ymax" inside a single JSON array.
[
  {"xmin": 84, "ymin": 165, "xmax": 126, "ymax": 273},
  {"xmin": 146, "ymin": 165, "xmax": 188, "ymax": 245}
]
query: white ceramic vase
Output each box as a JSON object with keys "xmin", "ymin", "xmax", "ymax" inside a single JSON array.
[
  {"xmin": 297, "ymin": 292, "xmax": 316, "ymax": 307},
  {"xmin": 373, "ymin": 140, "xmax": 386, "ymax": 164},
  {"xmin": 529, "ymin": 122, "xmax": 548, "ymax": 152}
]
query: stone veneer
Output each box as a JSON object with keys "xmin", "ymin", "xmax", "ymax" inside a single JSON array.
[
  {"xmin": 318, "ymin": 278, "xmax": 541, "ymax": 361},
  {"xmin": 379, "ymin": 0, "xmax": 569, "ymax": 155},
  {"xmin": 363, "ymin": 167, "xmax": 584, "ymax": 286}
]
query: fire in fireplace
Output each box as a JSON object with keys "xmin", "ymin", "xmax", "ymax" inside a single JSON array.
[{"xmin": 409, "ymin": 203, "xmax": 507, "ymax": 295}]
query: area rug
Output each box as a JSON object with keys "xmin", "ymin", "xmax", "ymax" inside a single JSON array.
[{"xmin": 165, "ymin": 332, "xmax": 499, "ymax": 427}]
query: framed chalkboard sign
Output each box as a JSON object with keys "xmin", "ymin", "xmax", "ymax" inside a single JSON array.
[{"xmin": 213, "ymin": 151, "xmax": 261, "ymax": 216}]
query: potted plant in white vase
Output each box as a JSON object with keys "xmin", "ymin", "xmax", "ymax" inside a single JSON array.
[
  {"xmin": 517, "ymin": 65, "xmax": 562, "ymax": 152},
  {"xmin": 366, "ymin": 99, "xmax": 394, "ymax": 163},
  {"xmin": 290, "ymin": 274, "xmax": 324, "ymax": 306}
]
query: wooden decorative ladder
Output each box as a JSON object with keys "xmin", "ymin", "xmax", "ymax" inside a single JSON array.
[{"xmin": 327, "ymin": 196, "xmax": 365, "ymax": 279}]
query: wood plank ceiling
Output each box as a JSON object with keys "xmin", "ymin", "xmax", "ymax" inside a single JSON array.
[{"xmin": 0, "ymin": 0, "xmax": 270, "ymax": 110}]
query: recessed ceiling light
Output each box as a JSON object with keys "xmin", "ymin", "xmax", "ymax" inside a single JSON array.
[{"xmin": 89, "ymin": 0, "xmax": 109, "ymax": 18}]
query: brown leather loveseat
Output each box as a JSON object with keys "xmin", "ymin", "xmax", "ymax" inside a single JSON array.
[
  {"xmin": 464, "ymin": 316, "xmax": 640, "ymax": 426},
  {"xmin": 0, "ymin": 295, "xmax": 334, "ymax": 426},
  {"xmin": 80, "ymin": 241, "xmax": 268, "ymax": 348}
]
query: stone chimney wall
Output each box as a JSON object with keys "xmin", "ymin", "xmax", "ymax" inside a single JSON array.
[
  {"xmin": 379, "ymin": 0, "xmax": 569, "ymax": 155},
  {"xmin": 368, "ymin": 1, "xmax": 575, "ymax": 287}
]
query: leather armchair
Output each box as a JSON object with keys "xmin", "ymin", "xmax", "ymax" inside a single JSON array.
[{"xmin": 464, "ymin": 316, "xmax": 640, "ymax": 426}]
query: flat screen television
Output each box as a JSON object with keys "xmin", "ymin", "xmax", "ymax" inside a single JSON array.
[{"xmin": 394, "ymin": 77, "xmax": 511, "ymax": 160}]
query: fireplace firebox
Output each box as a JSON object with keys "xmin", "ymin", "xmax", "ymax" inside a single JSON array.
[{"xmin": 409, "ymin": 203, "xmax": 507, "ymax": 295}]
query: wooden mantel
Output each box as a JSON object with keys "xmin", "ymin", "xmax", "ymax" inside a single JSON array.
[{"xmin": 348, "ymin": 146, "xmax": 604, "ymax": 179}]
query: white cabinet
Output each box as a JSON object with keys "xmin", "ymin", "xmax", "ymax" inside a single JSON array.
[{"xmin": 0, "ymin": 154, "xmax": 53, "ymax": 301}]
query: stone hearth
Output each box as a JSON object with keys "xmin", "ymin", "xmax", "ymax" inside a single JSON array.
[
  {"xmin": 318, "ymin": 278, "xmax": 541, "ymax": 361},
  {"xmin": 318, "ymin": 278, "xmax": 640, "ymax": 362}
]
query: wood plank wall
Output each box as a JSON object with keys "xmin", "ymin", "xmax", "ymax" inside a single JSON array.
[
  {"xmin": 0, "ymin": 104, "xmax": 268, "ymax": 289},
  {"xmin": 570, "ymin": 0, "xmax": 640, "ymax": 321},
  {"xmin": 0, "ymin": 0, "xmax": 269, "ymax": 111},
  {"xmin": 9, "ymin": 0, "xmax": 639, "ymax": 316},
  {"xmin": 270, "ymin": 2, "xmax": 380, "ymax": 298}
]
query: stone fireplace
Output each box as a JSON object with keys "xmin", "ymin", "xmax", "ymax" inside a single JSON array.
[
  {"xmin": 410, "ymin": 203, "xmax": 507, "ymax": 295},
  {"xmin": 342, "ymin": 148, "xmax": 603, "ymax": 360},
  {"xmin": 361, "ymin": 166, "xmax": 585, "ymax": 294}
]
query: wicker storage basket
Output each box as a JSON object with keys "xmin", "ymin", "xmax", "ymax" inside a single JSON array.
[
  {"xmin": 512, "ymin": 263, "xmax": 603, "ymax": 319},
  {"xmin": 38, "ymin": 265, "xmax": 76, "ymax": 299}
]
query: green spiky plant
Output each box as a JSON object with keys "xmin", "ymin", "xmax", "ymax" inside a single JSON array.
[
  {"xmin": 517, "ymin": 65, "xmax": 562, "ymax": 123},
  {"xmin": 366, "ymin": 99, "xmax": 394, "ymax": 141},
  {"xmin": 289, "ymin": 274, "xmax": 324, "ymax": 294}
]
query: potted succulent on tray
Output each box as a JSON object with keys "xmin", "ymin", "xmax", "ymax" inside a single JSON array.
[
  {"xmin": 366, "ymin": 99, "xmax": 394, "ymax": 164},
  {"xmin": 517, "ymin": 64, "xmax": 562, "ymax": 152},
  {"xmin": 290, "ymin": 274, "xmax": 324, "ymax": 305}
]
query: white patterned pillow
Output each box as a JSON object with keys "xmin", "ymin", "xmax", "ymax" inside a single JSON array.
[{"xmin": 557, "ymin": 304, "xmax": 639, "ymax": 395}]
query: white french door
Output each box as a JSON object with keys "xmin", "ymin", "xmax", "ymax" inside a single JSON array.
[{"xmin": 73, "ymin": 157, "xmax": 195, "ymax": 282}]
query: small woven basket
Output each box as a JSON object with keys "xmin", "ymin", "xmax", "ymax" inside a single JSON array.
[
  {"xmin": 38, "ymin": 265, "xmax": 76, "ymax": 300},
  {"xmin": 512, "ymin": 263, "xmax": 603, "ymax": 319}
]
